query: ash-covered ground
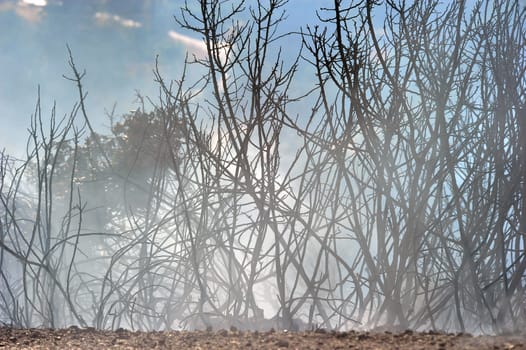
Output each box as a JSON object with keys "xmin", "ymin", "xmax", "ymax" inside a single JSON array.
[{"xmin": 0, "ymin": 326, "xmax": 525, "ymax": 349}]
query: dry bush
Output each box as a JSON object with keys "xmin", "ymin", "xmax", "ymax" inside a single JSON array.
[{"xmin": 1, "ymin": 0, "xmax": 525, "ymax": 334}]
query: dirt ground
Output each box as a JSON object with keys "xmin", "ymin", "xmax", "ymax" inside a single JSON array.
[{"xmin": 0, "ymin": 326, "xmax": 525, "ymax": 349}]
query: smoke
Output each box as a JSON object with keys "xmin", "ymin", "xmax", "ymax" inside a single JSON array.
[{"xmin": 1, "ymin": 0, "xmax": 526, "ymax": 335}]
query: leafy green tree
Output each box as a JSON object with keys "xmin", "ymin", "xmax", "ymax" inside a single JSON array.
[{"xmin": 50, "ymin": 108, "xmax": 184, "ymax": 233}]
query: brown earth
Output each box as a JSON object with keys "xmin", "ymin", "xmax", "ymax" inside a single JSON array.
[{"xmin": 0, "ymin": 326, "xmax": 525, "ymax": 349}]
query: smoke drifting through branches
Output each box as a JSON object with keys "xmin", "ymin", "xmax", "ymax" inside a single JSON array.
[{"xmin": 0, "ymin": 0, "xmax": 525, "ymax": 334}]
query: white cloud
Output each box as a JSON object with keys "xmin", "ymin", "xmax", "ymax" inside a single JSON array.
[
  {"xmin": 168, "ymin": 30, "xmax": 230, "ymax": 64},
  {"xmin": 94, "ymin": 12, "xmax": 142, "ymax": 28},
  {"xmin": 21, "ymin": 0, "xmax": 47, "ymax": 6},
  {"xmin": 168, "ymin": 30, "xmax": 207, "ymax": 59}
]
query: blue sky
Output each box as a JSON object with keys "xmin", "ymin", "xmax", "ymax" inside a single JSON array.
[
  {"xmin": 4, "ymin": 0, "xmax": 518, "ymax": 158},
  {"xmin": 0, "ymin": 0, "xmax": 329, "ymax": 157}
]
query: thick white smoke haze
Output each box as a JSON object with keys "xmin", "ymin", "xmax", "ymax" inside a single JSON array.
[{"xmin": 1, "ymin": 0, "xmax": 525, "ymax": 336}]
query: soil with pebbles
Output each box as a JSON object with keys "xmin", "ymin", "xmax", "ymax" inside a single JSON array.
[{"xmin": 0, "ymin": 326, "xmax": 525, "ymax": 349}]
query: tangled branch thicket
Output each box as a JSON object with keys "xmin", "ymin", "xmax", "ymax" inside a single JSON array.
[{"xmin": 1, "ymin": 0, "xmax": 525, "ymax": 334}]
